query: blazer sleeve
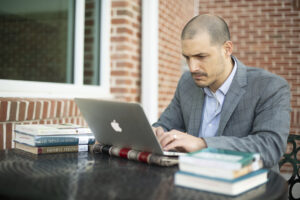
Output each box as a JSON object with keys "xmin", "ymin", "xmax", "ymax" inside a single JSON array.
[
  {"xmin": 152, "ymin": 75, "xmax": 186, "ymax": 132},
  {"xmin": 203, "ymin": 77, "xmax": 291, "ymax": 169}
]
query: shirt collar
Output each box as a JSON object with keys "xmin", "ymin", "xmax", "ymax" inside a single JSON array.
[{"xmin": 219, "ymin": 58, "xmax": 237, "ymax": 95}]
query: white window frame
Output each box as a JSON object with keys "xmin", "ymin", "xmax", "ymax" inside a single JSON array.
[
  {"xmin": 0, "ymin": 0, "xmax": 111, "ymax": 99},
  {"xmin": 141, "ymin": 0, "xmax": 159, "ymax": 124}
]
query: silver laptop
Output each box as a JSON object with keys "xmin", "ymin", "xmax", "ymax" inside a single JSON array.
[{"xmin": 75, "ymin": 98, "xmax": 184, "ymax": 156}]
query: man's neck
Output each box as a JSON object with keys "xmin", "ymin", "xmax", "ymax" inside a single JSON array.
[{"xmin": 209, "ymin": 57, "xmax": 234, "ymax": 93}]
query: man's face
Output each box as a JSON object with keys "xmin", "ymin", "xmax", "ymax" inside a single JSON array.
[{"xmin": 182, "ymin": 32, "xmax": 228, "ymax": 92}]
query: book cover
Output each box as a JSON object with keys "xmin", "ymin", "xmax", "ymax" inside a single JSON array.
[
  {"xmin": 15, "ymin": 142, "xmax": 91, "ymax": 154},
  {"xmin": 175, "ymin": 169, "xmax": 268, "ymax": 196},
  {"xmin": 179, "ymin": 148, "xmax": 260, "ymax": 170},
  {"xmin": 92, "ymin": 143, "xmax": 178, "ymax": 166},
  {"xmin": 179, "ymin": 159, "xmax": 263, "ymax": 180},
  {"xmin": 15, "ymin": 124, "xmax": 92, "ymax": 136},
  {"xmin": 14, "ymin": 132, "xmax": 95, "ymax": 147}
]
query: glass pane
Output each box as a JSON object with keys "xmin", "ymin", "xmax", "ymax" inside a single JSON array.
[
  {"xmin": 84, "ymin": 0, "xmax": 100, "ymax": 85},
  {"xmin": 0, "ymin": 0, "xmax": 74, "ymax": 83}
]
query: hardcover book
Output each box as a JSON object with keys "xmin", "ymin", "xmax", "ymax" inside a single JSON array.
[
  {"xmin": 175, "ymin": 169, "xmax": 268, "ymax": 196},
  {"xmin": 15, "ymin": 124, "xmax": 92, "ymax": 135},
  {"xmin": 15, "ymin": 142, "xmax": 91, "ymax": 154},
  {"xmin": 179, "ymin": 148, "xmax": 260, "ymax": 170},
  {"xmin": 92, "ymin": 143, "xmax": 178, "ymax": 167},
  {"xmin": 14, "ymin": 132, "xmax": 95, "ymax": 147},
  {"xmin": 179, "ymin": 159, "xmax": 263, "ymax": 180}
]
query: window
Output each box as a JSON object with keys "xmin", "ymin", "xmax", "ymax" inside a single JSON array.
[
  {"xmin": 0, "ymin": 0, "xmax": 75, "ymax": 83},
  {"xmin": 0, "ymin": 0, "xmax": 110, "ymax": 98}
]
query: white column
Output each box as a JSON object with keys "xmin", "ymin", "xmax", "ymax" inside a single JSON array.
[
  {"xmin": 74, "ymin": 0, "xmax": 85, "ymax": 85},
  {"xmin": 141, "ymin": 0, "xmax": 159, "ymax": 124},
  {"xmin": 100, "ymin": 0, "xmax": 111, "ymax": 94}
]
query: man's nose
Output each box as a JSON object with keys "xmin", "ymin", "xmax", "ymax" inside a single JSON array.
[{"xmin": 189, "ymin": 58, "xmax": 200, "ymax": 72}]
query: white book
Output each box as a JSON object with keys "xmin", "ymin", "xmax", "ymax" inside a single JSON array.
[
  {"xmin": 179, "ymin": 159, "xmax": 263, "ymax": 180},
  {"xmin": 15, "ymin": 124, "xmax": 92, "ymax": 136},
  {"xmin": 175, "ymin": 169, "xmax": 268, "ymax": 196},
  {"xmin": 179, "ymin": 148, "xmax": 260, "ymax": 170}
]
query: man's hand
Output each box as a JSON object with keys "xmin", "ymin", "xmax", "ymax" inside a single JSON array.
[
  {"xmin": 152, "ymin": 126, "xmax": 165, "ymax": 137},
  {"xmin": 152, "ymin": 127, "xmax": 207, "ymax": 152}
]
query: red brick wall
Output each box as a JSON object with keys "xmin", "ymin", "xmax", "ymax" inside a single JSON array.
[
  {"xmin": 158, "ymin": 0, "xmax": 195, "ymax": 115},
  {"xmin": 197, "ymin": 0, "xmax": 300, "ymax": 135},
  {"xmin": 0, "ymin": 98, "xmax": 86, "ymax": 149},
  {"xmin": 110, "ymin": 0, "xmax": 141, "ymax": 102}
]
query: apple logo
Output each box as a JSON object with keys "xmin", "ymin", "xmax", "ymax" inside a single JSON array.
[{"xmin": 111, "ymin": 120, "xmax": 122, "ymax": 132}]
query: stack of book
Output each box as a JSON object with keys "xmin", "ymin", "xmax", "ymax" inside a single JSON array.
[
  {"xmin": 14, "ymin": 124, "xmax": 95, "ymax": 154},
  {"xmin": 175, "ymin": 148, "xmax": 268, "ymax": 196}
]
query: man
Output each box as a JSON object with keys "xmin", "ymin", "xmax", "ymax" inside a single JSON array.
[{"xmin": 152, "ymin": 14, "xmax": 290, "ymax": 171}]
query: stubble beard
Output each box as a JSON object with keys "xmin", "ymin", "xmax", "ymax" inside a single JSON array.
[{"xmin": 191, "ymin": 71, "xmax": 209, "ymax": 88}]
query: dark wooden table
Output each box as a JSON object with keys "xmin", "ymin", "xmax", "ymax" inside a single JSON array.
[{"xmin": 0, "ymin": 150, "xmax": 288, "ymax": 200}]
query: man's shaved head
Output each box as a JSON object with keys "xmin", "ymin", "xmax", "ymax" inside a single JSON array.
[{"xmin": 181, "ymin": 14, "xmax": 230, "ymax": 46}]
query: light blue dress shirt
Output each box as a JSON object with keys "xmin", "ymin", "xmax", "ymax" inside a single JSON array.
[{"xmin": 198, "ymin": 60, "xmax": 237, "ymax": 138}]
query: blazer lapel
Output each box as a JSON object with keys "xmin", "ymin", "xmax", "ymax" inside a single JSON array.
[
  {"xmin": 217, "ymin": 57, "xmax": 247, "ymax": 136},
  {"xmin": 188, "ymin": 87, "xmax": 204, "ymax": 137}
]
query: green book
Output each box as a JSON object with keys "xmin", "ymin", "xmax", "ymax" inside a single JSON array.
[{"xmin": 179, "ymin": 148, "xmax": 260, "ymax": 170}]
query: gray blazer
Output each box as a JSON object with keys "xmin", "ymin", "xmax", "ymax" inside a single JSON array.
[{"xmin": 153, "ymin": 56, "xmax": 291, "ymax": 171}]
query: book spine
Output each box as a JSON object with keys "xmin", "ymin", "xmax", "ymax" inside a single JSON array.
[
  {"xmin": 34, "ymin": 136, "xmax": 95, "ymax": 147},
  {"xmin": 179, "ymin": 159, "xmax": 263, "ymax": 180},
  {"xmin": 92, "ymin": 144, "xmax": 178, "ymax": 166},
  {"xmin": 15, "ymin": 132, "xmax": 95, "ymax": 147},
  {"xmin": 15, "ymin": 128, "xmax": 91, "ymax": 135},
  {"xmin": 38, "ymin": 145, "xmax": 89, "ymax": 154}
]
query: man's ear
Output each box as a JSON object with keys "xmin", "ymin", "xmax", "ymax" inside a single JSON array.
[{"xmin": 223, "ymin": 41, "xmax": 233, "ymax": 57}]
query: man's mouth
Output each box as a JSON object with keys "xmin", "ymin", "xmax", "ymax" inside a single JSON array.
[{"xmin": 192, "ymin": 72, "xmax": 207, "ymax": 80}]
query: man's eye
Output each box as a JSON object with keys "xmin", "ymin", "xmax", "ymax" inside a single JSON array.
[
  {"xmin": 196, "ymin": 55, "xmax": 205, "ymax": 59},
  {"xmin": 183, "ymin": 55, "xmax": 189, "ymax": 60}
]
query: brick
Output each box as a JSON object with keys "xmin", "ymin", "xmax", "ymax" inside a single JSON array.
[
  {"xmin": 6, "ymin": 123, "xmax": 12, "ymax": 149},
  {"xmin": 116, "ymin": 62, "xmax": 134, "ymax": 68},
  {"xmin": 111, "ymin": 36, "xmax": 130, "ymax": 42},
  {"xmin": 56, "ymin": 101, "xmax": 62, "ymax": 118},
  {"xmin": 116, "ymin": 79, "xmax": 133, "ymax": 85},
  {"xmin": 111, "ymin": 70, "xmax": 129, "ymax": 76},
  {"xmin": 111, "ymin": 88, "xmax": 129, "ymax": 93},
  {"xmin": 18, "ymin": 101, "xmax": 27, "ymax": 121},
  {"xmin": 63, "ymin": 100, "xmax": 69, "ymax": 117},
  {"xmin": 49, "ymin": 100, "xmax": 56, "ymax": 118},
  {"xmin": 9, "ymin": 101, "xmax": 18, "ymax": 122},
  {"xmin": 35, "ymin": 101, "xmax": 42, "ymax": 120},
  {"xmin": 27, "ymin": 101, "xmax": 35, "ymax": 120},
  {"xmin": 111, "ymin": 18, "xmax": 130, "ymax": 25},
  {"xmin": 69, "ymin": 101, "xmax": 74, "ymax": 117},
  {"xmin": 112, "ymin": 1, "xmax": 129, "ymax": 7},
  {"xmin": 117, "ymin": 10, "xmax": 134, "ymax": 18},
  {"xmin": 115, "ymin": 45, "xmax": 133, "ymax": 51},
  {"xmin": 0, "ymin": 101, "xmax": 8, "ymax": 122},
  {"xmin": 42, "ymin": 101, "xmax": 49, "ymax": 119}
]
